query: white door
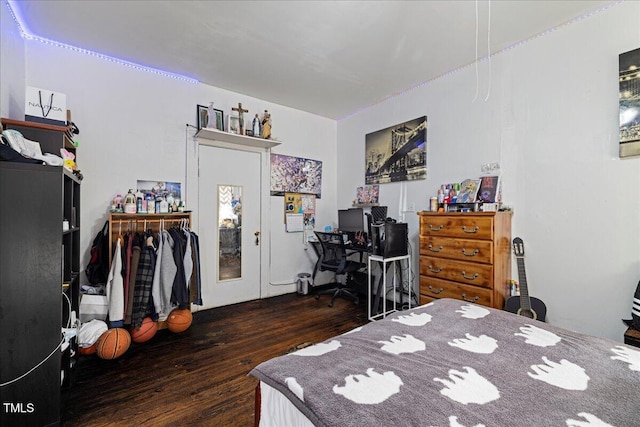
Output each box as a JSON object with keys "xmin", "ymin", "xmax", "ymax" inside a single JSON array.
[{"xmin": 199, "ymin": 145, "xmax": 261, "ymax": 307}]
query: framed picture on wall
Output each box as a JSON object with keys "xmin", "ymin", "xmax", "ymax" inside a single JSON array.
[
  {"xmin": 365, "ymin": 116, "xmax": 427, "ymax": 184},
  {"xmin": 197, "ymin": 104, "xmax": 224, "ymax": 131}
]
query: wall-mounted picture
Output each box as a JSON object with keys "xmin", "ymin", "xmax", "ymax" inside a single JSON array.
[
  {"xmin": 620, "ymin": 47, "xmax": 640, "ymax": 158},
  {"xmin": 197, "ymin": 104, "xmax": 224, "ymax": 131},
  {"xmin": 137, "ymin": 180, "xmax": 182, "ymax": 201},
  {"xmin": 365, "ymin": 116, "xmax": 427, "ymax": 184},
  {"xmin": 270, "ymin": 154, "xmax": 323, "ymax": 198},
  {"xmin": 356, "ymin": 185, "xmax": 379, "ymax": 204}
]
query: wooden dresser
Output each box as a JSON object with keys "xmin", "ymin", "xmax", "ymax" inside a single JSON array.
[{"xmin": 418, "ymin": 211, "xmax": 512, "ymax": 309}]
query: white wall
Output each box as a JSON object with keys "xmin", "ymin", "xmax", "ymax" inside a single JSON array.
[
  {"xmin": 0, "ymin": 4, "xmax": 337, "ymax": 306},
  {"xmin": 338, "ymin": 1, "xmax": 640, "ymax": 341},
  {"xmin": 2, "ymin": 2, "xmax": 639, "ymax": 341}
]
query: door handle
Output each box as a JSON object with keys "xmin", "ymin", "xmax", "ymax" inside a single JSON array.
[{"xmin": 254, "ymin": 231, "xmax": 260, "ymax": 245}]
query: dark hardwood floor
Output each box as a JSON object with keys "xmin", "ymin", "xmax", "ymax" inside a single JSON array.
[{"xmin": 62, "ymin": 292, "xmax": 368, "ymax": 426}]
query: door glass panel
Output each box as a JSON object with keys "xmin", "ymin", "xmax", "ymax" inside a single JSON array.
[{"xmin": 218, "ymin": 184, "xmax": 242, "ymax": 281}]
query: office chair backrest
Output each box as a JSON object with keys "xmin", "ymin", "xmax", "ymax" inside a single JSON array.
[{"xmin": 314, "ymin": 231, "xmax": 349, "ymax": 273}]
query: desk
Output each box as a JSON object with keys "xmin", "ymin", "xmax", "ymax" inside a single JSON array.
[
  {"xmin": 367, "ymin": 254, "xmax": 410, "ymax": 321},
  {"xmin": 309, "ymin": 238, "xmax": 369, "ymax": 282}
]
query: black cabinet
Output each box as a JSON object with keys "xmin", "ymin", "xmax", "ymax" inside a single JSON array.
[{"xmin": 0, "ymin": 126, "xmax": 81, "ymax": 425}]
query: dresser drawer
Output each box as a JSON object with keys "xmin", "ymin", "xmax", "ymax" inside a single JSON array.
[
  {"xmin": 419, "ymin": 276, "xmax": 492, "ymax": 306},
  {"xmin": 420, "ymin": 255, "xmax": 493, "ymax": 288},
  {"xmin": 420, "ymin": 215, "xmax": 493, "ymax": 239},
  {"xmin": 420, "ymin": 236, "xmax": 492, "ymax": 264}
]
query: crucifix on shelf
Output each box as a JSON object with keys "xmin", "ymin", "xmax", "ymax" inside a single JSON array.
[{"xmin": 232, "ymin": 102, "xmax": 249, "ymax": 135}]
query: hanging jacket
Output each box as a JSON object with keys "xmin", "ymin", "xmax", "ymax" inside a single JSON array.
[
  {"xmin": 151, "ymin": 230, "xmax": 164, "ymax": 318},
  {"xmin": 125, "ymin": 234, "xmax": 142, "ymax": 325},
  {"xmin": 106, "ymin": 238, "xmax": 124, "ymax": 328},
  {"xmin": 158, "ymin": 230, "xmax": 177, "ymax": 319},
  {"xmin": 168, "ymin": 228, "xmax": 189, "ymax": 309},
  {"xmin": 131, "ymin": 234, "xmax": 155, "ymax": 329},
  {"xmin": 189, "ymin": 232, "xmax": 203, "ymax": 306}
]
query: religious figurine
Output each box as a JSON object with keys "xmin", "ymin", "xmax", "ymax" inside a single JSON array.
[
  {"xmin": 252, "ymin": 113, "xmax": 261, "ymax": 138},
  {"xmin": 232, "ymin": 102, "xmax": 248, "ymax": 135},
  {"xmin": 206, "ymin": 102, "xmax": 216, "ymax": 129},
  {"xmin": 261, "ymin": 110, "xmax": 272, "ymax": 139}
]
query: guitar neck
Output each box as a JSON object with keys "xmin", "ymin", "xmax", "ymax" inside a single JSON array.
[{"xmin": 516, "ymin": 257, "xmax": 532, "ymax": 311}]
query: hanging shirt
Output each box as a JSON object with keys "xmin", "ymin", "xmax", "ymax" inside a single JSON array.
[{"xmin": 106, "ymin": 238, "xmax": 124, "ymax": 328}]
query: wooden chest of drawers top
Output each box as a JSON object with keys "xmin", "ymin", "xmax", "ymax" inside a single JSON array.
[{"xmin": 418, "ymin": 211, "xmax": 511, "ymax": 240}]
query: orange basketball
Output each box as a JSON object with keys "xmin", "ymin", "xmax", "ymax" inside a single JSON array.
[
  {"xmin": 79, "ymin": 343, "xmax": 96, "ymax": 356},
  {"xmin": 131, "ymin": 317, "xmax": 158, "ymax": 343},
  {"xmin": 96, "ymin": 328, "xmax": 131, "ymax": 359},
  {"xmin": 166, "ymin": 309, "xmax": 192, "ymax": 333}
]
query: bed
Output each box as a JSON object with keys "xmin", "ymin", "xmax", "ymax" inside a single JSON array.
[{"xmin": 249, "ymin": 298, "xmax": 640, "ymax": 427}]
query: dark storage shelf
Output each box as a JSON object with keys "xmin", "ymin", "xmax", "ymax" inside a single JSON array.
[{"xmin": 0, "ymin": 121, "xmax": 81, "ymax": 426}]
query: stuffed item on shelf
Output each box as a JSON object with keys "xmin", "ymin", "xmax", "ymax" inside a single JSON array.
[{"xmin": 60, "ymin": 148, "xmax": 76, "ymax": 172}]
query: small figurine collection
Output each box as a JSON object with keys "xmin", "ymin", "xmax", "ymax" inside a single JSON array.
[
  {"xmin": 204, "ymin": 101, "xmax": 272, "ymax": 139},
  {"xmin": 110, "ymin": 189, "xmax": 184, "ymax": 214}
]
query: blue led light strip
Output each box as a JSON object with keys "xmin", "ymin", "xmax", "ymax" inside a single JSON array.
[{"xmin": 4, "ymin": 0, "xmax": 198, "ymax": 84}]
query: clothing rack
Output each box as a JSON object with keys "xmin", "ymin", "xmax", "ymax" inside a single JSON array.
[{"xmin": 108, "ymin": 212, "xmax": 192, "ymax": 263}]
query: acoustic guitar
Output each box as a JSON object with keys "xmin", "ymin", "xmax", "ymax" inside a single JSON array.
[{"xmin": 505, "ymin": 237, "xmax": 547, "ymax": 322}]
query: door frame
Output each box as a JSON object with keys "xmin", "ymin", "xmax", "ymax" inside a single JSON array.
[{"xmin": 190, "ymin": 137, "xmax": 272, "ymax": 308}]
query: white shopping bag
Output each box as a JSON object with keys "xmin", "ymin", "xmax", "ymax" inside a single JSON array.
[{"xmin": 25, "ymin": 86, "xmax": 67, "ymax": 126}]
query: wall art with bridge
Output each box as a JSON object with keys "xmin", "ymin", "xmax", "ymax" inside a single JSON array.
[{"xmin": 365, "ymin": 116, "xmax": 427, "ymax": 184}]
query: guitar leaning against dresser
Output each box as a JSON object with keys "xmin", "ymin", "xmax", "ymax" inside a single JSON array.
[{"xmin": 505, "ymin": 237, "xmax": 547, "ymax": 322}]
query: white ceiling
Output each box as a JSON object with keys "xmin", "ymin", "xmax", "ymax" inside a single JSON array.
[{"xmin": 10, "ymin": 0, "xmax": 614, "ymax": 119}]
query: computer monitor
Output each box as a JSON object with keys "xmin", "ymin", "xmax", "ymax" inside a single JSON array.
[{"xmin": 338, "ymin": 208, "xmax": 365, "ymax": 232}]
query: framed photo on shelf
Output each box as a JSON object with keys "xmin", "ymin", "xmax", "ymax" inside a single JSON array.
[
  {"xmin": 457, "ymin": 179, "xmax": 481, "ymax": 203},
  {"xmin": 228, "ymin": 114, "xmax": 240, "ymax": 134},
  {"xmin": 197, "ymin": 104, "xmax": 224, "ymax": 131}
]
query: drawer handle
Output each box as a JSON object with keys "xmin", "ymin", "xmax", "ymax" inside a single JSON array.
[
  {"xmin": 461, "ymin": 248, "xmax": 479, "ymax": 257},
  {"xmin": 428, "ymin": 244, "xmax": 443, "ymax": 252},
  {"xmin": 461, "ymin": 225, "xmax": 479, "ymax": 233},
  {"xmin": 428, "ymin": 285, "xmax": 444, "ymax": 294},
  {"xmin": 428, "ymin": 265, "xmax": 442, "ymax": 273},
  {"xmin": 461, "ymin": 293, "xmax": 479, "ymax": 303},
  {"xmin": 461, "ymin": 270, "xmax": 479, "ymax": 280},
  {"xmin": 428, "ymin": 224, "xmax": 443, "ymax": 232}
]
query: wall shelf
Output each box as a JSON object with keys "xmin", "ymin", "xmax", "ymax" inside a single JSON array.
[{"xmin": 196, "ymin": 127, "xmax": 281, "ymax": 149}]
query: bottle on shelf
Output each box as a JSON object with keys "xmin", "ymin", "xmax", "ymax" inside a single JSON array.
[
  {"xmin": 159, "ymin": 197, "xmax": 169, "ymax": 214},
  {"xmin": 146, "ymin": 193, "xmax": 155, "ymax": 214},
  {"xmin": 124, "ymin": 189, "xmax": 136, "ymax": 214}
]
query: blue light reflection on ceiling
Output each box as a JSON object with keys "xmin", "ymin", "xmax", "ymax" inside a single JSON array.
[{"xmin": 4, "ymin": 0, "xmax": 198, "ymax": 84}]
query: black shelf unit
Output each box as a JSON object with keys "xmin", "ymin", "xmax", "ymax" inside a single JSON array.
[{"xmin": 0, "ymin": 118, "xmax": 81, "ymax": 426}]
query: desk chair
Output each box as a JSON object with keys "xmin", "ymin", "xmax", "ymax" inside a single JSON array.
[{"xmin": 313, "ymin": 231, "xmax": 365, "ymax": 307}]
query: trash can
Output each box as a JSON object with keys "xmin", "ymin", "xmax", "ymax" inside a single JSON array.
[{"xmin": 296, "ymin": 273, "xmax": 312, "ymax": 295}]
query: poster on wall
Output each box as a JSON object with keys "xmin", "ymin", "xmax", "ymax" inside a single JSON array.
[
  {"xmin": 365, "ymin": 116, "xmax": 427, "ymax": 184},
  {"xmin": 137, "ymin": 180, "xmax": 182, "ymax": 201},
  {"xmin": 620, "ymin": 47, "xmax": 640, "ymax": 158},
  {"xmin": 270, "ymin": 154, "xmax": 322, "ymax": 198},
  {"xmin": 283, "ymin": 192, "xmax": 316, "ymax": 232}
]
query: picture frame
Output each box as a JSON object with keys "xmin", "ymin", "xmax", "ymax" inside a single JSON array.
[
  {"xmin": 365, "ymin": 116, "xmax": 427, "ymax": 184},
  {"xmin": 197, "ymin": 104, "xmax": 224, "ymax": 131},
  {"xmin": 228, "ymin": 114, "xmax": 240, "ymax": 135},
  {"xmin": 270, "ymin": 153, "xmax": 323, "ymax": 198}
]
